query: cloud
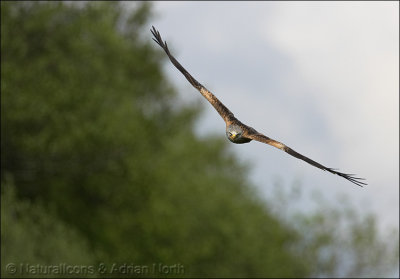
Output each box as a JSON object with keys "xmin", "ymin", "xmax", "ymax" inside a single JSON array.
[
  {"xmin": 151, "ymin": 1, "xmax": 399, "ymax": 230},
  {"xmin": 261, "ymin": 3, "xmax": 399, "ymax": 223}
]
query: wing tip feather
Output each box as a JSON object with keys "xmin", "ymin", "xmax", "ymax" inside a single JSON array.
[{"xmin": 326, "ymin": 168, "xmax": 367, "ymax": 187}]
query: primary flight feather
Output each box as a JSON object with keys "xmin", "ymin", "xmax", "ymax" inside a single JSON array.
[{"xmin": 151, "ymin": 26, "xmax": 366, "ymax": 187}]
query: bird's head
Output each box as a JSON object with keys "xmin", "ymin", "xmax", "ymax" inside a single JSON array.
[{"xmin": 226, "ymin": 124, "xmax": 251, "ymax": 144}]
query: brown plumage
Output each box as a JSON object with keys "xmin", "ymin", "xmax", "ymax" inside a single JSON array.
[{"xmin": 151, "ymin": 26, "xmax": 366, "ymax": 187}]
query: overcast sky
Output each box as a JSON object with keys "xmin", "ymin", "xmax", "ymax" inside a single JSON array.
[{"xmin": 149, "ymin": 2, "xmax": 399, "ymax": 235}]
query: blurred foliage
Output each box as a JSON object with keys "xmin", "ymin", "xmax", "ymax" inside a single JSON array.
[
  {"xmin": 1, "ymin": 179, "xmax": 96, "ymax": 278},
  {"xmin": 1, "ymin": 1, "xmax": 398, "ymax": 278},
  {"xmin": 266, "ymin": 182, "xmax": 399, "ymax": 277}
]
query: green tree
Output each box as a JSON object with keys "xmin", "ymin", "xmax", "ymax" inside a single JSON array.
[
  {"xmin": 1, "ymin": 2, "xmax": 308, "ymax": 277},
  {"xmin": 1, "ymin": 180, "xmax": 97, "ymax": 278},
  {"xmin": 266, "ymin": 182, "xmax": 399, "ymax": 278}
]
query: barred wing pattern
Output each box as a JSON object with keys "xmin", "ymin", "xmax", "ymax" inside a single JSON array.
[
  {"xmin": 245, "ymin": 132, "xmax": 366, "ymax": 187},
  {"xmin": 151, "ymin": 26, "xmax": 235, "ymax": 123}
]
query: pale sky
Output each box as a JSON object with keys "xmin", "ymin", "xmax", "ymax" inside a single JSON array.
[{"xmin": 149, "ymin": 2, "xmax": 399, "ymax": 236}]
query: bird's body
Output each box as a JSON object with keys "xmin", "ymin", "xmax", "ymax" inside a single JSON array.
[
  {"xmin": 226, "ymin": 123, "xmax": 253, "ymax": 144},
  {"xmin": 151, "ymin": 26, "xmax": 366, "ymax": 187}
]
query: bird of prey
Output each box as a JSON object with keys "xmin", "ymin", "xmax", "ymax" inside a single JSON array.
[{"xmin": 151, "ymin": 26, "xmax": 366, "ymax": 187}]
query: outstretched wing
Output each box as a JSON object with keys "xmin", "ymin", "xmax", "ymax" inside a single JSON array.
[
  {"xmin": 151, "ymin": 26, "xmax": 235, "ymax": 124},
  {"xmin": 245, "ymin": 131, "xmax": 367, "ymax": 187}
]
